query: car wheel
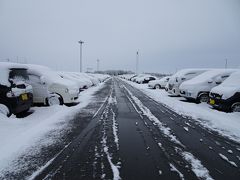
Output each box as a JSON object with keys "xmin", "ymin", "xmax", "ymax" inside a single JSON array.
[
  {"xmin": 198, "ymin": 94, "xmax": 209, "ymax": 103},
  {"xmin": 231, "ymin": 102, "xmax": 240, "ymax": 112},
  {"xmin": 0, "ymin": 104, "xmax": 12, "ymax": 117},
  {"xmin": 155, "ymin": 84, "xmax": 161, "ymax": 89},
  {"xmin": 47, "ymin": 94, "xmax": 63, "ymax": 106}
]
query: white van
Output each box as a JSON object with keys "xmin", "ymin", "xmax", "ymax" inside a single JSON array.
[
  {"xmin": 26, "ymin": 65, "xmax": 79, "ymax": 105},
  {"xmin": 148, "ymin": 76, "xmax": 171, "ymax": 89},
  {"xmin": 210, "ymin": 71, "xmax": 240, "ymax": 112},
  {"xmin": 179, "ymin": 69, "xmax": 237, "ymax": 102},
  {"xmin": 165, "ymin": 69, "xmax": 208, "ymax": 96}
]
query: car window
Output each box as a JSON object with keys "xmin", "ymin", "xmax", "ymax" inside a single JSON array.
[
  {"xmin": 9, "ymin": 68, "xmax": 29, "ymax": 83},
  {"xmin": 29, "ymin": 74, "xmax": 41, "ymax": 83}
]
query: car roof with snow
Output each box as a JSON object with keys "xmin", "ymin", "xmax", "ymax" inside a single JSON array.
[
  {"xmin": 182, "ymin": 69, "xmax": 238, "ymax": 85},
  {"xmin": 170, "ymin": 69, "xmax": 208, "ymax": 79},
  {"xmin": 0, "ymin": 62, "xmax": 28, "ymax": 70},
  {"xmin": 25, "ymin": 64, "xmax": 78, "ymax": 87}
]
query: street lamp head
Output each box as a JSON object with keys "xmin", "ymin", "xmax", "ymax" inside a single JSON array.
[{"xmin": 78, "ymin": 40, "xmax": 84, "ymax": 44}]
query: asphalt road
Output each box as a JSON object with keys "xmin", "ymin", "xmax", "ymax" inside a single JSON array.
[{"xmin": 10, "ymin": 77, "xmax": 240, "ymax": 180}]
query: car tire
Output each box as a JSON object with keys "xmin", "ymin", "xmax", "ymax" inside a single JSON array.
[
  {"xmin": 198, "ymin": 94, "xmax": 209, "ymax": 103},
  {"xmin": 231, "ymin": 102, "xmax": 240, "ymax": 112},
  {"xmin": 0, "ymin": 104, "xmax": 12, "ymax": 117},
  {"xmin": 47, "ymin": 94, "xmax": 63, "ymax": 106},
  {"xmin": 155, "ymin": 84, "xmax": 161, "ymax": 89}
]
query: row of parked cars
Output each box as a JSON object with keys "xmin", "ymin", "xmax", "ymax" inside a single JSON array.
[
  {"xmin": 0, "ymin": 62, "xmax": 110, "ymax": 117},
  {"xmin": 121, "ymin": 69, "xmax": 240, "ymax": 113}
]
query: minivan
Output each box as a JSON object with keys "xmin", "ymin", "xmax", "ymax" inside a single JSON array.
[
  {"xmin": 210, "ymin": 71, "xmax": 240, "ymax": 112},
  {"xmin": 165, "ymin": 69, "xmax": 208, "ymax": 96},
  {"xmin": 179, "ymin": 69, "xmax": 237, "ymax": 103},
  {"xmin": 26, "ymin": 64, "xmax": 79, "ymax": 106},
  {"xmin": 0, "ymin": 63, "xmax": 33, "ymax": 116}
]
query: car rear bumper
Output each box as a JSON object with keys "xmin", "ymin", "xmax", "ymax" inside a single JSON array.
[
  {"xmin": 12, "ymin": 93, "xmax": 33, "ymax": 114},
  {"xmin": 209, "ymin": 98, "xmax": 231, "ymax": 112}
]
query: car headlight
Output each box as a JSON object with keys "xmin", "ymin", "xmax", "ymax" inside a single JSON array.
[{"xmin": 65, "ymin": 88, "xmax": 69, "ymax": 93}]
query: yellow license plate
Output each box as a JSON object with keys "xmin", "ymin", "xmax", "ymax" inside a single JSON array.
[
  {"xmin": 210, "ymin": 99, "xmax": 215, "ymax": 105},
  {"xmin": 21, "ymin": 94, "xmax": 28, "ymax": 100}
]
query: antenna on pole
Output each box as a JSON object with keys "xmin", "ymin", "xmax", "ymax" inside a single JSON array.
[
  {"xmin": 225, "ymin": 59, "xmax": 228, "ymax": 69},
  {"xmin": 136, "ymin": 51, "xmax": 139, "ymax": 74}
]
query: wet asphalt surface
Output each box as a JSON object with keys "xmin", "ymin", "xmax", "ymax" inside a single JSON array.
[{"xmin": 3, "ymin": 77, "xmax": 240, "ymax": 180}]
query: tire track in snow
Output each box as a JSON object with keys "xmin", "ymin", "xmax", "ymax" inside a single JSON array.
[{"xmin": 121, "ymin": 83, "xmax": 213, "ymax": 180}]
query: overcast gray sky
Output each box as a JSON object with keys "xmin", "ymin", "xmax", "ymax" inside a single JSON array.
[{"xmin": 0, "ymin": 0, "xmax": 240, "ymax": 73}]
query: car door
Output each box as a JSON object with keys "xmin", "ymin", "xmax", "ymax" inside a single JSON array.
[{"xmin": 27, "ymin": 74, "xmax": 48, "ymax": 103}]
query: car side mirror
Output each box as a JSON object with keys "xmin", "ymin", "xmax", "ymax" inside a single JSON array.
[{"xmin": 40, "ymin": 76, "xmax": 46, "ymax": 85}]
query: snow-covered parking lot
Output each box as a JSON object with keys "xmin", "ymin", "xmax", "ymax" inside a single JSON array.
[
  {"xmin": 0, "ymin": 82, "xmax": 105, "ymax": 175},
  {"xmin": 123, "ymin": 79, "xmax": 240, "ymax": 143}
]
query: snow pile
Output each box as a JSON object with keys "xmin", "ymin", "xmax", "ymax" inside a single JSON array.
[{"xmin": 123, "ymin": 79, "xmax": 240, "ymax": 143}]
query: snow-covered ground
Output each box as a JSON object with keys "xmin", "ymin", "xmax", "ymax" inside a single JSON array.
[
  {"xmin": 122, "ymin": 79, "xmax": 240, "ymax": 143},
  {"xmin": 0, "ymin": 82, "xmax": 106, "ymax": 174}
]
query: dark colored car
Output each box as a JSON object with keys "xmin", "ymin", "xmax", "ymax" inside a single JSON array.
[
  {"xmin": 209, "ymin": 71, "xmax": 240, "ymax": 112},
  {"xmin": 209, "ymin": 92, "xmax": 240, "ymax": 112},
  {"xmin": 0, "ymin": 63, "xmax": 33, "ymax": 117}
]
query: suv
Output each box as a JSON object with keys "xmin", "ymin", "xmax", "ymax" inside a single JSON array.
[
  {"xmin": 0, "ymin": 63, "xmax": 33, "ymax": 117},
  {"xmin": 210, "ymin": 71, "xmax": 240, "ymax": 112}
]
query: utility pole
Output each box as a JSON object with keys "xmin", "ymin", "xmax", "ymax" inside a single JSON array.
[
  {"xmin": 225, "ymin": 59, "xmax": 228, "ymax": 69},
  {"xmin": 97, "ymin": 59, "xmax": 100, "ymax": 72},
  {"xmin": 136, "ymin": 51, "xmax": 139, "ymax": 74},
  {"xmin": 78, "ymin": 40, "xmax": 84, "ymax": 72}
]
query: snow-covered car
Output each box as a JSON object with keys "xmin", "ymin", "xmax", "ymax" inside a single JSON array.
[
  {"xmin": 136, "ymin": 75, "xmax": 157, "ymax": 84},
  {"xmin": 26, "ymin": 64, "xmax": 79, "ymax": 105},
  {"xmin": 67, "ymin": 72, "xmax": 93, "ymax": 89},
  {"xmin": 179, "ymin": 69, "xmax": 237, "ymax": 103},
  {"xmin": 148, "ymin": 76, "xmax": 171, "ymax": 89},
  {"xmin": 58, "ymin": 71, "xmax": 93, "ymax": 91},
  {"xmin": 129, "ymin": 74, "xmax": 137, "ymax": 81},
  {"xmin": 131, "ymin": 74, "xmax": 145, "ymax": 82},
  {"xmin": 166, "ymin": 69, "xmax": 208, "ymax": 96},
  {"xmin": 85, "ymin": 73, "xmax": 100, "ymax": 86},
  {"xmin": 209, "ymin": 71, "xmax": 240, "ymax": 112},
  {"xmin": 0, "ymin": 62, "xmax": 33, "ymax": 116},
  {"xmin": 93, "ymin": 73, "xmax": 110, "ymax": 82}
]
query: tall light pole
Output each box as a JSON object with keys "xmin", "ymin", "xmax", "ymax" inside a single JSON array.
[
  {"xmin": 136, "ymin": 51, "xmax": 139, "ymax": 74},
  {"xmin": 97, "ymin": 59, "xmax": 100, "ymax": 72},
  {"xmin": 78, "ymin": 40, "xmax": 84, "ymax": 72},
  {"xmin": 225, "ymin": 59, "xmax": 228, "ymax": 69}
]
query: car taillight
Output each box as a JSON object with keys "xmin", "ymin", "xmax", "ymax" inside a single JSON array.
[{"xmin": 6, "ymin": 91, "xmax": 15, "ymax": 97}]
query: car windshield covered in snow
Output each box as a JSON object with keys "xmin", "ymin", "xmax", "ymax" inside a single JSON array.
[
  {"xmin": 219, "ymin": 72, "xmax": 240, "ymax": 87},
  {"xmin": 9, "ymin": 68, "xmax": 29, "ymax": 84}
]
